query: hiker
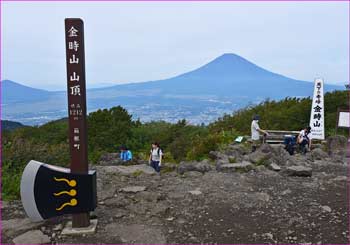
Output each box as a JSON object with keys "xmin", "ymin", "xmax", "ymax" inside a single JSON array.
[
  {"xmin": 297, "ymin": 126, "xmax": 312, "ymax": 154},
  {"xmin": 120, "ymin": 145, "xmax": 132, "ymax": 162},
  {"xmin": 251, "ymin": 114, "xmax": 269, "ymax": 152},
  {"xmin": 149, "ymin": 142, "xmax": 163, "ymax": 173}
]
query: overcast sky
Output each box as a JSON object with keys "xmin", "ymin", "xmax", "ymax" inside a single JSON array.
[{"xmin": 2, "ymin": 2, "xmax": 349, "ymax": 91}]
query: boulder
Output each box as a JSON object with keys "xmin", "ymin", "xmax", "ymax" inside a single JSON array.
[
  {"xmin": 285, "ymin": 166, "xmax": 312, "ymax": 177},
  {"xmin": 13, "ymin": 230, "xmax": 50, "ymax": 244},
  {"xmin": 215, "ymin": 160, "xmax": 228, "ymax": 171},
  {"xmin": 321, "ymin": 205, "xmax": 332, "ymax": 213},
  {"xmin": 177, "ymin": 160, "xmax": 212, "ymax": 175},
  {"xmin": 311, "ymin": 148, "xmax": 328, "ymax": 160},
  {"xmin": 269, "ymin": 163, "xmax": 281, "ymax": 171},
  {"xmin": 246, "ymin": 150, "xmax": 271, "ymax": 165},
  {"xmin": 327, "ymin": 135, "xmax": 347, "ymax": 160},
  {"xmin": 99, "ymin": 153, "xmax": 147, "ymax": 166},
  {"xmin": 223, "ymin": 144, "xmax": 249, "ymax": 161},
  {"xmin": 270, "ymin": 144, "xmax": 293, "ymax": 165},
  {"xmin": 259, "ymin": 143, "xmax": 274, "ymax": 153},
  {"xmin": 96, "ymin": 164, "xmax": 156, "ymax": 176},
  {"xmin": 99, "ymin": 153, "xmax": 124, "ymax": 165},
  {"xmin": 120, "ymin": 186, "xmax": 147, "ymax": 193},
  {"xmin": 217, "ymin": 161, "xmax": 254, "ymax": 173},
  {"xmin": 2, "ymin": 218, "xmax": 43, "ymax": 236},
  {"xmin": 188, "ymin": 190, "xmax": 202, "ymax": 195},
  {"xmin": 209, "ymin": 151, "xmax": 229, "ymax": 162}
]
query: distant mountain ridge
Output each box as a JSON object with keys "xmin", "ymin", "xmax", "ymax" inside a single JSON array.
[
  {"xmin": 106, "ymin": 53, "xmax": 341, "ymax": 98},
  {"xmin": 2, "ymin": 80, "xmax": 52, "ymax": 103},
  {"xmin": 1, "ymin": 53, "xmax": 344, "ymax": 125},
  {"xmin": 1, "ymin": 120, "xmax": 26, "ymax": 131}
]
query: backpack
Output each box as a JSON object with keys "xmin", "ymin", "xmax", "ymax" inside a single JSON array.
[{"xmin": 151, "ymin": 148, "xmax": 162, "ymax": 157}]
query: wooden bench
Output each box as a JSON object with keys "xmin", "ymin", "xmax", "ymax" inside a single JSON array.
[
  {"xmin": 245, "ymin": 130, "xmax": 299, "ymax": 144},
  {"xmin": 264, "ymin": 130, "xmax": 299, "ymax": 144}
]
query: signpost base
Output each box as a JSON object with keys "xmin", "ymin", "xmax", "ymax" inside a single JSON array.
[
  {"xmin": 73, "ymin": 213, "xmax": 90, "ymax": 228},
  {"xmin": 61, "ymin": 219, "xmax": 98, "ymax": 235}
]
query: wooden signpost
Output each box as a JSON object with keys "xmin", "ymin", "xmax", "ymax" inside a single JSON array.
[
  {"xmin": 20, "ymin": 18, "xmax": 97, "ymax": 233},
  {"xmin": 65, "ymin": 18, "xmax": 90, "ymax": 228}
]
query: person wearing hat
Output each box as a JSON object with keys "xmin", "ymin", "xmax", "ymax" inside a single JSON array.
[
  {"xmin": 251, "ymin": 114, "xmax": 269, "ymax": 152},
  {"xmin": 297, "ymin": 126, "xmax": 312, "ymax": 154}
]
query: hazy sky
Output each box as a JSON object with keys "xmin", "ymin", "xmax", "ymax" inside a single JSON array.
[{"xmin": 2, "ymin": 2, "xmax": 349, "ymax": 91}]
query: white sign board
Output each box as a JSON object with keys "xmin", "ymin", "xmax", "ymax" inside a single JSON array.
[
  {"xmin": 309, "ymin": 78, "xmax": 325, "ymax": 140},
  {"xmin": 338, "ymin": 111, "xmax": 350, "ymax": 128}
]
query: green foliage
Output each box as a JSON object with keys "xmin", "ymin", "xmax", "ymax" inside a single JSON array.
[
  {"xmin": 2, "ymin": 90, "xmax": 348, "ymax": 200},
  {"xmin": 210, "ymin": 91, "xmax": 349, "ymax": 138},
  {"xmin": 132, "ymin": 170, "xmax": 143, "ymax": 178},
  {"xmin": 88, "ymin": 106, "xmax": 133, "ymax": 153},
  {"xmin": 2, "ymin": 161, "xmax": 22, "ymax": 200},
  {"xmin": 229, "ymin": 157, "xmax": 236, "ymax": 163}
]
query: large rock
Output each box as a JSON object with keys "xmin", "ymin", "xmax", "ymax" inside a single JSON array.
[
  {"xmin": 223, "ymin": 144, "xmax": 250, "ymax": 161},
  {"xmin": 177, "ymin": 160, "xmax": 212, "ymax": 174},
  {"xmin": 270, "ymin": 144, "xmax": 293, "ymax": 165},
  {"xmin": 259, "ymin": 143, "xmax": 274, "ymax": 153},
  {"xmin": 2, "ymin": 218, "xmax": 43, "ymax": 236},
  {"xmin": 99, "ymin": 153, "xmax": 124, "ymax": 165},
  {"xmin": 96, "ymin": 164, "xmax": 156, "ymax": 176},
  {"xmin": 209, "ymin": 151, "xmax": 229, "ymax": 162},
  {"xmin": 246, "ymin": 150, "xmax": 271, "ymax": 165},
  {"xmin": 285, "ymin": 166, "xmax": 312, "ymax": 177},
  {"xmin": 13, "ymin": 230, "xmax": 50, "ymax": 244},
  {"xmin": 99, "ymin": 153, "xmax": 147, "ymax": 166},
  {"xmin": 120, "ymin": 186, "xmax": 147, "ymax": 193},
  {"xmin": 269, "ymin": 163, "xmax": 281, "ymax": 171},
  {"xmin": 311, "ymin": 148, "xmax": 328, "ymax": 160},
  {"xmin": 327, "ymin": 135, "xmax": 347, "ymax": 160},
  {"xmin": 217, "ymin": 161, "xmax": 254, "ymax": 173}
]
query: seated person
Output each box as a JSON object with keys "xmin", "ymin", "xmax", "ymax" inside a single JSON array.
[
  {"xmin": 297, "ymin": 126, "xmax": 311, "ymax": 154},
  {"xmin": 120, "ymin": 145, "xmax": 132, "ymax": 162}
]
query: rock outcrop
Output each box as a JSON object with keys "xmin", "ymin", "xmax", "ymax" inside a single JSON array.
[
  {"xmin": 177, "ymin": 160, "xmax": 212, "ymax": 174},
  {"xmin": 3, "ymin": 141, "xmax": 347, "ymax": 244},
  {"xmin": 326, "ymin": 135, "xmax": 347, "ymax": 162}
]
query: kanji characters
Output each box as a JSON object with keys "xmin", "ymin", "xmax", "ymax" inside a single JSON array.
[
  {"xmin": 68, "ymin": 26, "xmax": 78, "ymax": 37},
  {"xmin": 69, "ymin": 54, "xmax": 79, "ymax": 64},
  {"xmin": 70, "ymin": 85, "xmax": 81, "ymax": 96},
  {"xmin": 70, "ymin": 72, "xmax": 80, "ymax": 82}
]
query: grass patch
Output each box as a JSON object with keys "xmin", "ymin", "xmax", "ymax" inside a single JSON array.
[
  {"xmin": 228, "ymin": 157, "xmax": 236, "ymax": 163},
  {"xmin": 132, "ymin": 170, "xmax": 143, "ymax": 177}
]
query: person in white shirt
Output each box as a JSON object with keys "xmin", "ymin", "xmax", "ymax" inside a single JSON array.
[
  {"xmin": 251, "ymin": 115, "xmax": 269, "ymax": 152},
  {"xmin": 297, "ymin": 126, "xmax": 311, "ymax": 154},
  {"xmin": 149, "ymin": 142, "xmax": 163, "ymax": 173}
]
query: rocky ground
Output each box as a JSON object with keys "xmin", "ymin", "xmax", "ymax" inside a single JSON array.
[{"xmin": 2, "ymin": 136, "xmax": 349, "ymax": 244}]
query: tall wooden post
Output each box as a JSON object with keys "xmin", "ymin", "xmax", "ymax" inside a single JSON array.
[{"xmin": 64, "ymin": 18, "xmax": 90, "ymax": 228}]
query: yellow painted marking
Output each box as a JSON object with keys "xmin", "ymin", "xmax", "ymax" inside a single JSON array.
[
  {"xmin": 56, "ymin": 198, "xmax": 78, "ymax": 211},
  {"xmin": 54, "ymin": 177, "xmax": 76, "ymax": 187},
  {"xmin": 53, "ymin": 189, "xmax": 77, "ymax": 197}
]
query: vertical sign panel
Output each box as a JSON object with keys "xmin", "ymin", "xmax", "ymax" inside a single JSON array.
[
  {"xmin": 65, "ymin": 18, "xmax": 90, "ymax": 228},
  {"xmin": 309, "ymin": 78, "xmax": 325, "ymax": 140}
]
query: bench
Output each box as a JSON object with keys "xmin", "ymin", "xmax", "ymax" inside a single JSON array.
[
  {"xmin": 244, "ymin": 130, "xmax": 299, "ymax": 144},
  {"xmin": 264, "ymin": 130, "xmax": 300, "ymax": 144}
]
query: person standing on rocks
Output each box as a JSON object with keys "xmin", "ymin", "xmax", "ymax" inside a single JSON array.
[
  {"xmin": 297, "ymin": 126, "xmax": 312, "ymax": 154},
  {"xmin": 149, "ymin": 142, "xmax": 163, "ymax": 173},
  {"xmin": 251, "ymin": 114, "xmax": 269, "ymax": 152}
]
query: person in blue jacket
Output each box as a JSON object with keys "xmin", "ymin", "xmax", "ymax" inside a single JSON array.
[{"xmin": 120, "ymin": 145, "xmax": 132, "ymax": 162}]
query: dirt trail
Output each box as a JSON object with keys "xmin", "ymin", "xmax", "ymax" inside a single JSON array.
[{"xmin": 2, "ymin": 158, "xmax": 349, "ymax": 244}]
